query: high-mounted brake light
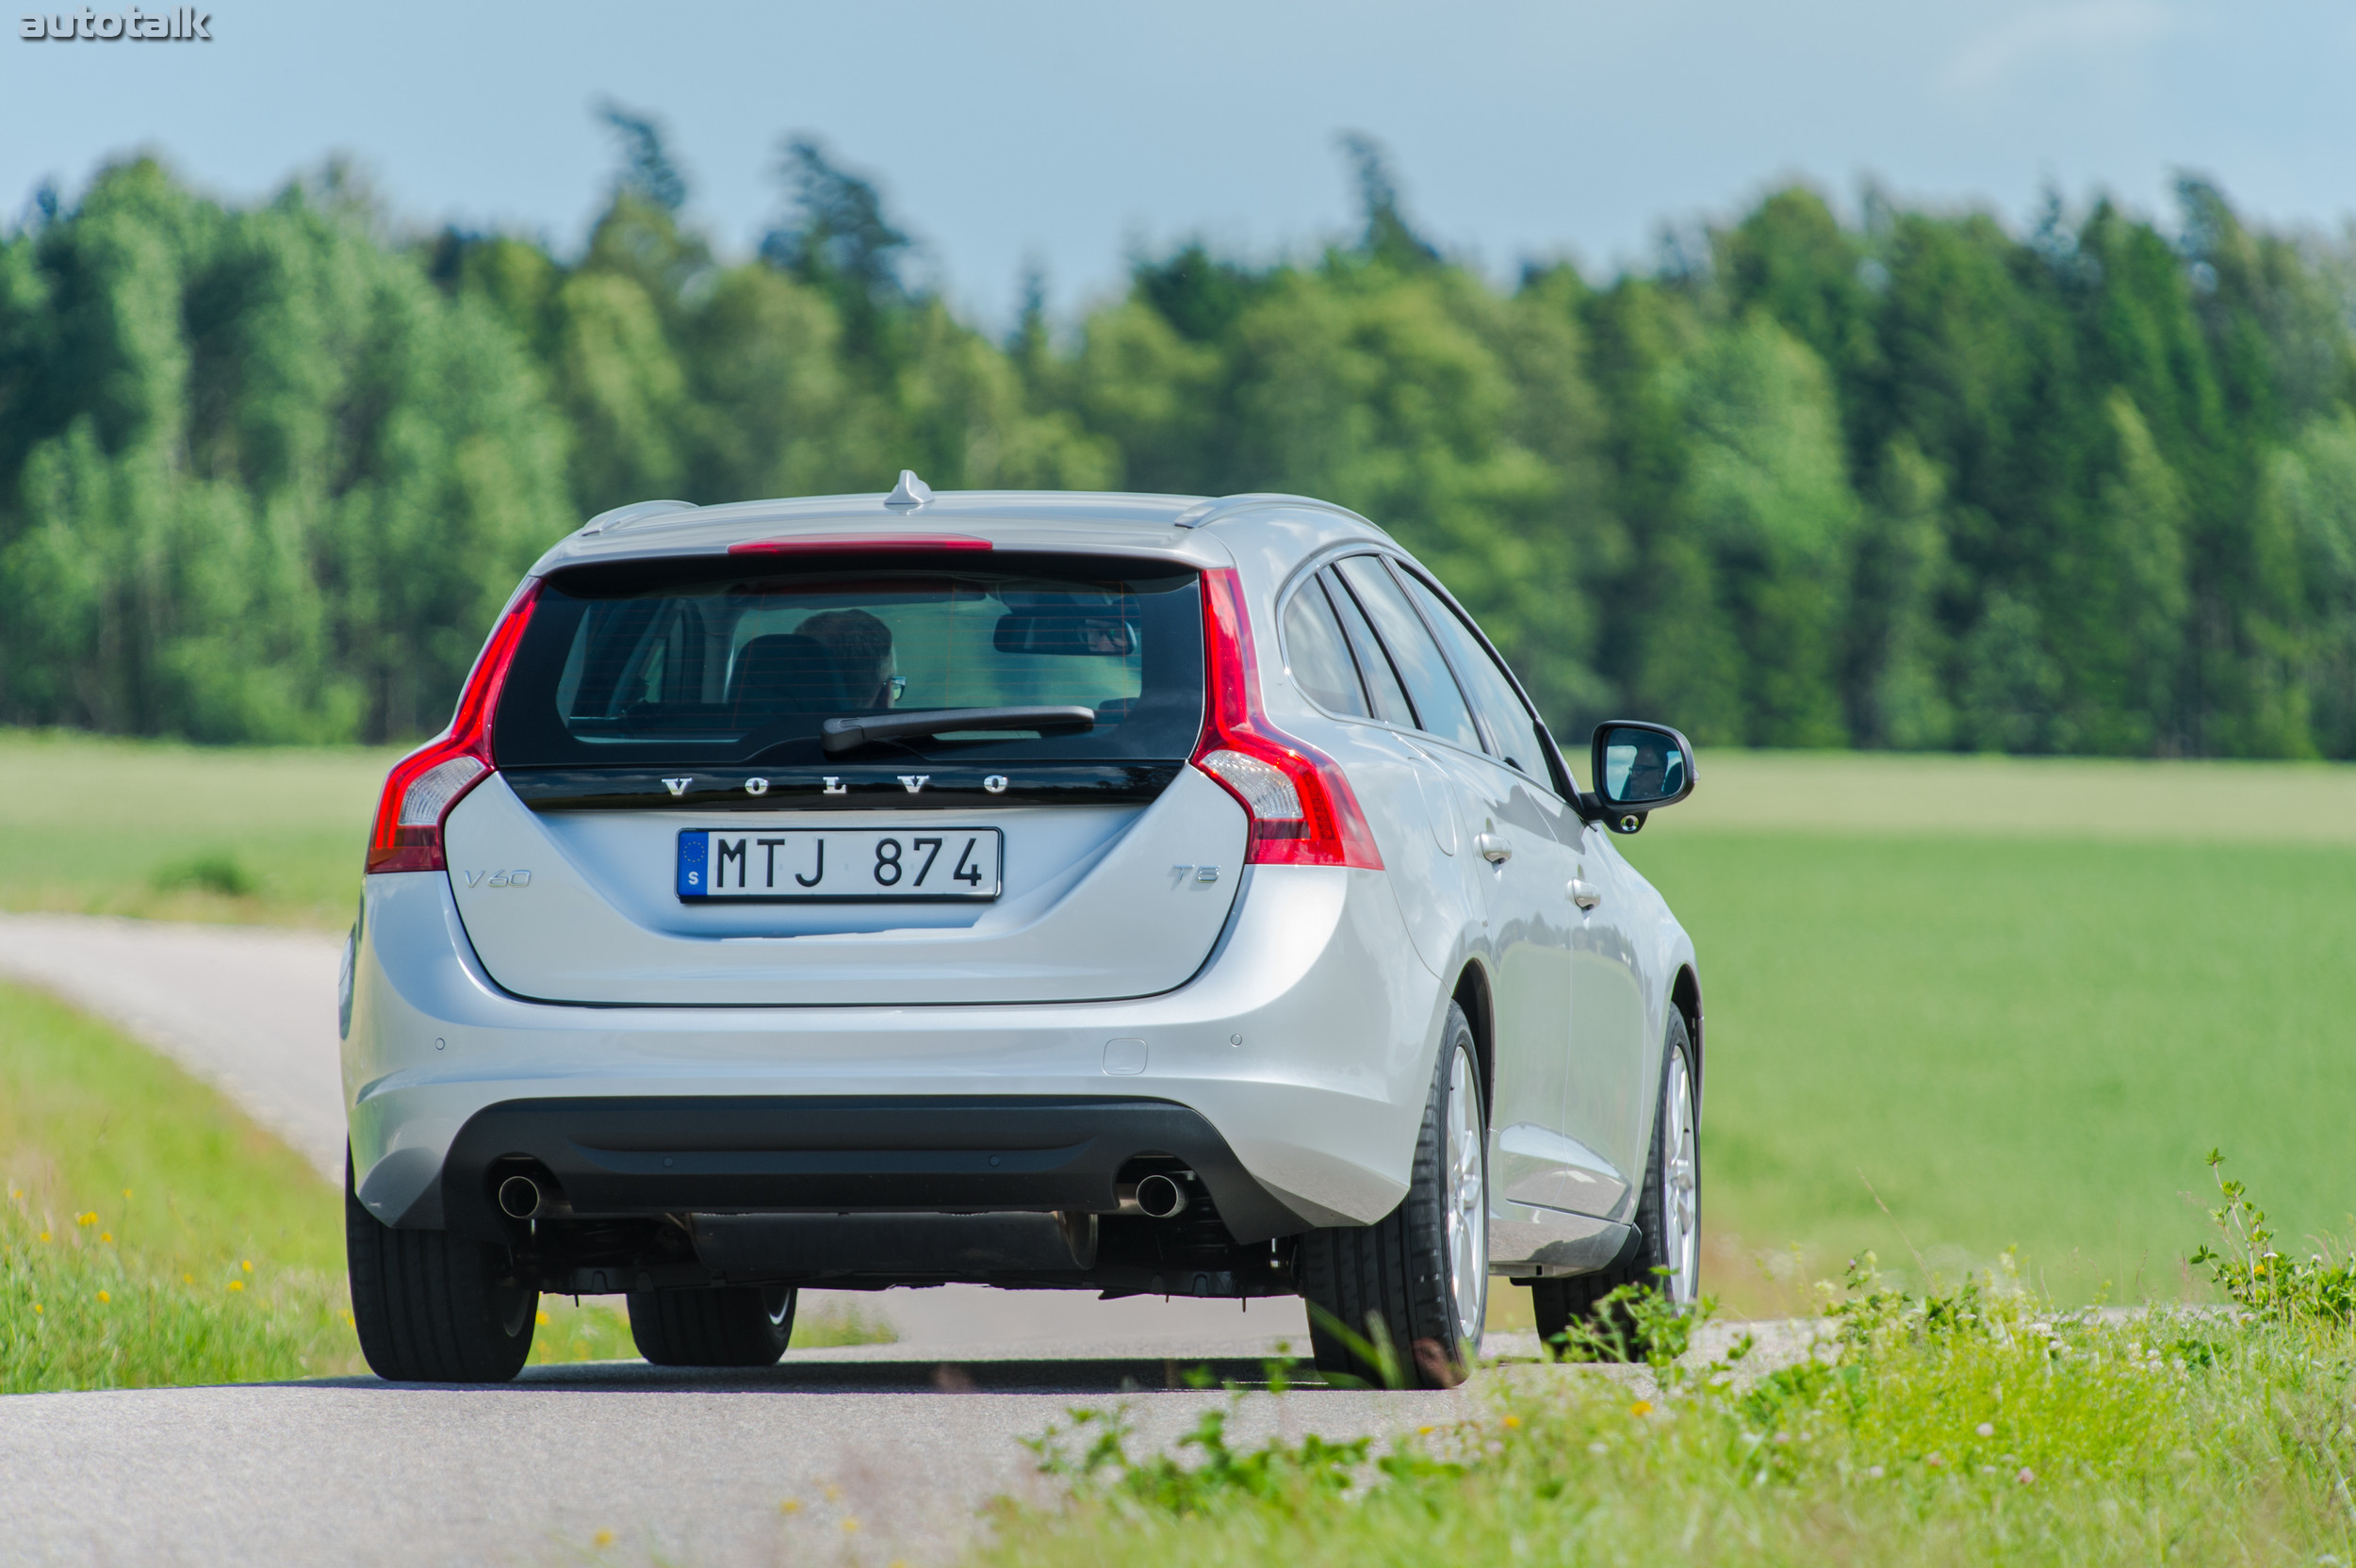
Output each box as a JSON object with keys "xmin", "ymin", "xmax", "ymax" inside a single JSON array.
[
  {"xmin": 1192, "ymin": 569, "xmax": 1383, "ymax": 869},
  {"xmin": 728, "ymin": 534, "xmax": 992, "ymax": 555},
  {"xmin": 366, "ymin": 581, "xmax": 541, "ymax": 874}
]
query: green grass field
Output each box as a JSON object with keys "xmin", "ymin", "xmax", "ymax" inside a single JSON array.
[
  {"xmin": 7, "ymin": 728, "xmax": 2354, "ymax": 1317},
  {"xmin": 0, "ymin": 729, "xmax": 401, "ymax": 930},
  {"xmin": 1622, "ymin": 751, "xmax": 2356, "ymax": 1309}
]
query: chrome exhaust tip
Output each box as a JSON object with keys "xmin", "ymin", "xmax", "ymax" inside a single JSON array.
[
  {"xmin": 1129, "ymin": 1172, "xmax": 1188, "ymax": 1219},
  {"xmin": 497, "ymin": 1174, "xmax": 548, "ymax": 1219}
]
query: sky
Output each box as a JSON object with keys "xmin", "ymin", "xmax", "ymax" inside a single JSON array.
[{"xmin": 4, "ymin": 0, "xmax": 2354, "ymax": 324}]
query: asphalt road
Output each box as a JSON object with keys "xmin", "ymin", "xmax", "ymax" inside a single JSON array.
[{"xmin": 0, "ymin": 1334, "xmax": 1528, "ymax": 1565}]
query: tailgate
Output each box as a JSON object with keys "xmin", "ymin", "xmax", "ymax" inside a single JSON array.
[{"xmin": 442, "ymin": 766, "xmax": 1248, "ymax": 1004}]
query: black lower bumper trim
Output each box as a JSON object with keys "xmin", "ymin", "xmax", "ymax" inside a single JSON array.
[{"xmin": 431, "ymin": 1094, "xmax": 1308, "ymax": 1244}]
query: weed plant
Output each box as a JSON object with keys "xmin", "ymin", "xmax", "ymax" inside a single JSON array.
[{"xmin": 988, "ymin": 1156, "xmax": 2356, "ymax": 1566}]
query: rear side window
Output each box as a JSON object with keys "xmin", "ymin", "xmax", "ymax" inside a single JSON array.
[
  {"xmin": 1282, "ymin": 579, "xmax": 1369, "ymax": 718},
  {"xmin": 1398, "ymin": 570, "xmax": 1544, "ymax": 778},
  {"xmin": 1320, "ymin": 568, "xmax": 1415, "ymax": 727},
  {"xmin": 1332, "ymin": 556, "xmax": 1482, "ymax": 754},
  {"xmin": 495, "ymin": 554, "xmax": 1203, "ymax": 766}
]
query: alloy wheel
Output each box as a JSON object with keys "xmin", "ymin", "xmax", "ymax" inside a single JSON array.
[
  {"xmin": 1661, "ymin": 1049, "xmax": 1699, "ymax": 1304},
  {"xmin": 1444, "ymin": 1044, "xmax": 1489, "ymax": 1345}
]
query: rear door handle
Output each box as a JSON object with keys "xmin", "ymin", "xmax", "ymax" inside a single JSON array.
[
  {"xmin": 1569, "ymin": 878, "xmax": 1602, "ymax": 910},
  {"xmin": 1475, "ymin": 833, "xmax": 1512, "ymax": 864}
]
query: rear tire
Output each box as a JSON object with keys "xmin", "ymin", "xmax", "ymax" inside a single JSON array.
[
  {"xmin": 1298, "ymin": 1003, "xmax": 1487, "ymax": 1388},
  {"xmin": 627, "ymin": 1285, "xmax": 797, "ymax": 1367},
  {"xmin": 1533, "ymin": 1008, "xmax": 1699, "ymax": 1358},
  {"xmin": 345, "ymin": 1158, "xmax": 537, "ymax": 1383}
]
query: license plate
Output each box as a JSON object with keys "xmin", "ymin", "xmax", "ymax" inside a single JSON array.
[{"xmin": 677, "ymin": 827, "xmax": 1003, "ymax": 901}]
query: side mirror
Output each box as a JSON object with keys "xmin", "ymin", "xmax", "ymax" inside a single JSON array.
[{"xmin": 1589, "ymin": 721, "xmax": 1696, "ymax": 835}]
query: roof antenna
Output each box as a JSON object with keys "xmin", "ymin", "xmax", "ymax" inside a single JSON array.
[{"xmin": 884, "ymin": 469, "xmax": 933, "ymax": 510}]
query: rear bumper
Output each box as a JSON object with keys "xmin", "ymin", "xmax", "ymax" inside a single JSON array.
[
  {"xmin": 433, "ymin": 1093, "xmax": 1301, "ymax": 1242},
  {"xmin": 344, "ymin": 861, "xmax": 1449, "ymax": 1240}
]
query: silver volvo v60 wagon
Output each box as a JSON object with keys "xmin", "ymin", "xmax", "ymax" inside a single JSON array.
[{"xmin": 340, "ymin": 477, "xmax": 1703, "ymax": 1387}]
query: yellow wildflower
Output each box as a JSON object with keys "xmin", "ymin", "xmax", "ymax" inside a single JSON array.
[
  {"xmin": 1503, "ymin": 1414, "xmax": 1522, "ymax": 1429},
  {"xmin": 183, "ymin": 1273, "xmax": 194, "ymax": 1284},
  {"xmin": 76, "ymin": 1211, "xmax": 96, "ymax": 1227},
  {"xmin": 1629, "ymin": 1400, "xmax": 1653, "ymax": 1416},
  {"xmin": 96, "ymin": 1290, "xmax": 110, "ymax": 1302},
  {"xmin": 228, "ymin": 1280, "xmax": 245, "ymax": 1292},
  {"xmin": 38, "ymin": 1231, "xmax": 49, "ymax": 1243},
  {"xmin": 842, "ymin": 1518, "xmax": 861, "ymax": 1534},
  {"xmin": 99, "ymin": 1233, "xmax": 111, "ymax": 1244},
  {"xmin": 535, "ymin": 1310, "xmax": 550, "ymax": 1326},
  {"xmin": 122, "ymin": 1189, "xmax": 132, "ymax": 1200},
  {"xmin": 592, "ymin": 1528, "xmax": 614, "ymax": 1547},
  {"xmin": 778, "ymin": 1499, "xmax": 802, "ymax": 1515},
  {"xmin": 240, "ymin": 1259, "xmax": 254, "ymax": 1273}
]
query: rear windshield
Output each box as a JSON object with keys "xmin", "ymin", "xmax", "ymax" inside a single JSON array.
[{"xmin": 494, "ymin": 553, "xmax": 1204, "ymax": 767}]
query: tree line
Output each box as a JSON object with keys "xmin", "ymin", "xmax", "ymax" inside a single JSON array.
[{"xmin": 6, "ymin": 111, "xmax": 2356, "ymax": 757}]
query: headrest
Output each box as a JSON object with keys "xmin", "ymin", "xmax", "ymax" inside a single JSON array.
[{"xmin": 731, "ymin": 633, "xmax": 847, "ymax": 714}]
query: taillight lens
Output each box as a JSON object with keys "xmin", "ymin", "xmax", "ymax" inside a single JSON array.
[
  {"xmin": 1192, "ymin": 568, "xmax": 1383, "ymax": 869},
  {"xmin": 366, "ymin": 581, "xmax": 540, "ymax": 874}
]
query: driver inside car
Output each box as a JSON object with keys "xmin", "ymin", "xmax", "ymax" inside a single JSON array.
[{"xmin": 796, "ymin": 608, "xmax": 901, "ymax": 710}]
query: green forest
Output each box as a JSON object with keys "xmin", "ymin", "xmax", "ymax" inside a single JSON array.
[{"xmin": 8, "ymin": 112, "xmax": 2356, "ymax": 757}]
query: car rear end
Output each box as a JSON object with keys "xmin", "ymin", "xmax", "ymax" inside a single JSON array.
[{"xmin": 341, "ymin": 495, "xmax": 1444, "ymax": 1307}]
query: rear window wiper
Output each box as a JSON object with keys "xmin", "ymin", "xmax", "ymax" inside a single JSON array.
[{"xmin": 820, "ymin": 705, "xmax": 1096, "ymax": 756}]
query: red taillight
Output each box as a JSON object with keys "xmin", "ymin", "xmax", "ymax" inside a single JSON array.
[
  {"xmin": 1191, "ymin": 568, "xmax": 1383, "ymax": 870},
  {"xmin": 366, "ymin": 581, "xmax": 541, "ymax": 874}
]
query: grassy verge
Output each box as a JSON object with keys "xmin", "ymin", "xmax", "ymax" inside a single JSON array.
[
  {"xmin": 0, "ymin": 980, "xmax": 363, "ymax": 1388},
  {"xmin": 0, "ymin": 980, "xmax": 888, "ymax": 1389},
  {"xmin": 989, "ymin": 1306, "xmax": 2354, "ymax": 1565},
  {"xmin": 985, "ymin": 1168, "xmax": 2356, "ymax": 1565}
]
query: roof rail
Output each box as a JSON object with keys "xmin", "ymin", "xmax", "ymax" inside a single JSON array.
[
  {"xmin": 578, "ymin": 499, "xmax": 698, "ymax": 537},
  {"xmin": 1171, "ymin": 493, "xmax": 1388, "ymax": 536}
]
